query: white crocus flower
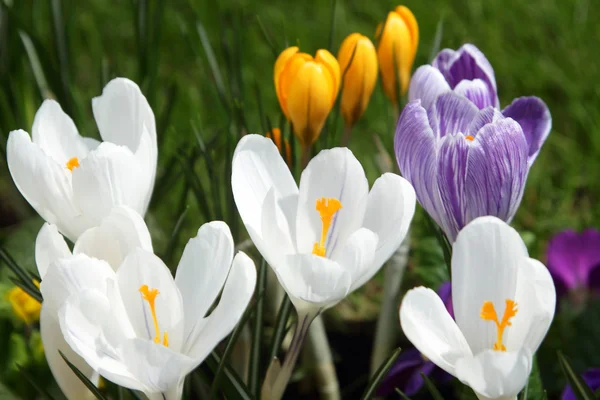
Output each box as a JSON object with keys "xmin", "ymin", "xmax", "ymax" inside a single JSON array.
[
  {"xmin": 7, "ymin": 77, "xmax": 157, "ymax": 242},
  {"xmin": 47, "ymin": 221, "xmax": 256, "ymax": 400},
  {"xmin": 400, "ymin": 216, "xmax": 556, "ymax": 400},
  {"xmin": 36, "ymin": 206, "xmax": 153, "ymax": 400},
  {"xmin": 232, "ymin": 134, "xmax": 415, "ymax": 399},
  {"xmin": 232, "ymin": 134, "xmax": 416, "ymax": 315}
]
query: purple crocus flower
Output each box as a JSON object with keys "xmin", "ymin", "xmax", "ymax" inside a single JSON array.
[
  {"xmin": 395, "ymin": 44, "xmax": 551, "ymax": 242},
  {"xmin": 377, "ymin": 282, "xmax": 453, "ymax": 396},
  {"xmin": 562, "ymin": 369, "xmax": 600, "ymax": 400},
  {"xmin": 546, "ymin": 229, "xmax": 600, "ymax": 298},
  {"xmin": 408, "ymin": 44, "xmax": 551, "ymax": 165}
]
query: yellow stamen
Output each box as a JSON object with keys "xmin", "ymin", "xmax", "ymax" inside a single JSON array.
[
  {"xmin": 480, "ymin": 299, "xmax": 518, "ymax": 351},
  {"xmin": 139, "ymin": 285, "xmax": 169, "ymax": 346},
  {"xmin": 66, "ymin": 157, "xmax": 80, "ymax": 171},
  {"xmin": 311, "ymin": 197, "xmax": 343, "ymax": 257},
  {"xmin": 464, "ymin": 135, "xmax": 475, "ymax": 141}
]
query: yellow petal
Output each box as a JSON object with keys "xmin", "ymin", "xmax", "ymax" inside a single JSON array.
[
  {"xmin": 287, "ymin": 62, "xmax": 334, "ymax": 146},
  {"xmin": 315, "ymin": 49, "xmax": 341, "ymax": 106},
  {"xmin": 377, "ymin": 7, "xmax": 419, "ymax": 102},
  {"xmin": 277, "ymin": 52, "xmax": 313, "ymax": 119},
  {"xmin": 338, "ymin": 33, "xmax": 378, "ymax": 127}
]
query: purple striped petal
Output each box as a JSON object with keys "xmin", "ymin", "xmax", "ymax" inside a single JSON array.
[
  {"xmin": 562, "ymin": 369, "xmax": 600, "ymax": 400},
  {"xmin": 464, "ymin": 118, "xmax": 529, "ymax": 229},
  {"xmin": 432, "ymin": 44, "xmax": 498, "ymax": 106},
  {"xmin": 466, "ymin": 107, "xmax": 504, "ymax": 137},
  {"xmin": 395, "ymin": 101, "xmax": 440, "ymax": 220},
  {"xmin": 502, "ymin": 96, "xmax": 552, "ymax": 165},
  {"xmin": 436, "ymin": 133, "xmax": 471, "ymax": 240},
  {"xmin": 454, "ymin": 79, "xmax": 497, "ymax": 110},
  {"xmin": 408, "ymin": 65, "xmax": 451, "ymax": 110},
  {"xmin": 428, "ymin": 92, "xmax": 479, "ymax": 138},
  {"xmin": 546, "ymin": 229, "xmax": 600, "ymax": 292}
]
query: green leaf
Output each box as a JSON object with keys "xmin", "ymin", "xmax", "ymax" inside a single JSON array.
[
  {"xmin": 59, "ymin": 350, "xmax": 107, "ymax": 400},
  {"xmin": 196, "ymin": 21, "xmax": 230, "ymax": 112},
  {"xmin": 428, "ymin": 14, "xmax": 445, "ymax": 63},
  {"xmin": 521, "ymin": 356, "xmax": 543, "ymax": 399},
  {"xmin": 360, "ymin": 347, "xmax": 401, "ymax": 400},
  {"xmin": 0, "ymin": 248, "xmax": 42, "ymax": 302},
  {"xmin": 268, "ymin": 294, "xmax": 293, "ymax": 362},
  {"xmin": 421, "ymin": 372, "xmax": 444, "ymax": 400},
  {"xmin": 248, "ymin": 258, "xmax": 267, "ymax": 397},
  {"xmin": 16, "ymin": 364, "xmax": 56, "ymax": 400},
  {"xmin": 394, "ymin": 388, "xmax": 412, "ymax": 400},
  {"xmin": 205, "ymin": 351, "xmax": 253, "ymax": 400},
  {"xmin": 327, "ymin": 0, "xmax": 337, "ymax": 53},
  {"xmin": 255, "ymin": 15, "xmax": 278, "ymax": 59},
  {"xmin": 558, "ymin": 351, "xmax": 596, "ymax": 400}
]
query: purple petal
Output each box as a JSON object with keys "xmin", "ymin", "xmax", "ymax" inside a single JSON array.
[
  {"xmin": 466, "ymin": 107, "xmax": 504, "ymax": 137},
  {"xmin": 432, "ymin": 44, "xmax": 498, "ymax": 106},
  {"xmin": 454, "ymin": 79, "xmax": 497, "ymax": 110},
  {"xmin": 408, "ymin": 65, "xmax": 451, "ymax": 110},
  {"xmin": 435, "ymin": 133, "xmax": 471, "ymax": 241},
  {"xmin": 502, "ymin": 96, "xmax": 552, "ymax": 165},
  {"xmin": 562, "ymin": 368, "xmax": 600, "ymax": 400},
  {"xmin": 428, "ymin": 92, "xmax": 479, "ymax": 138},
  {"xmin": 546, "ymin": 229, "xmax": 600, "ymax": 292},
  {"xmin": 376, "ymin": 348, "xmax": 424, "ymax": 396},
  {"xmin": 403, "ymin": 360, "xmax": 437, "ymax": 396},
  {"xmin": 395, "ymin": 101, "xmax": 441, "ymax": 226},
  {"xmin": 464, "ymin": 118, "xmax": 529, "ymax": 230},
  {"xmin": 436, "ymin": 281, "xmax": 454, "ymax": 318}
]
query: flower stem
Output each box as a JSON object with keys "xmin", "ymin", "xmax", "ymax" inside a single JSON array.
[
  {"xmin": 268, "ymin": 310, "xmax": 317, "ymax": 400},
  {"xmin": 341, "ymin": 124, "xmax": 352, "ymax": 147},
  {"xmin": 301, "ymin": 144, "xmax": 311, "ymax": 169}
]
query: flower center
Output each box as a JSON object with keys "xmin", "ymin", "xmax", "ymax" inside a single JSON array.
[
  {"xmin": 139, "ymin": 285, "xmax": 169, "ymax": 347},
  {"xmin": 464, "ymin": 135, "xmax": 474, "ymax": 141},
  {"xmin": 312, "ymin": 197, "xmax": 343, "ymax": 257},
  {"xmin": 66, "ymin": 157, "xmax": 80, "ymax": 171},
  {"xmin": 480, "ymin": 299, "xmax": 518, "ymax": 351}
]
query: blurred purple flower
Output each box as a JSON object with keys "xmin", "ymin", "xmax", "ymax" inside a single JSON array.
[
  {"xmin": 562, "ymin": 369, "xmax": 600, "ymax": 400},
  {"xmin": 547, "ymin": 229, "xmax": 600, "ymax": 298},
  {"xmin": 395, "ymin": 93, "xmax": 529, "ymax": 242},
  {"xmin": 377, "ymin": 282, "xmax": 453, "ymax": 396},
  {"xmin": 409, "ymin": 44, "xmax": 551, "ymax": 165}
]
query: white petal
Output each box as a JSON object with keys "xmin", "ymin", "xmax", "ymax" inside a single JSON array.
[
  {"xmin": 296, "ymin": 147, "xmax": 369, "ymax": 258},
  {"xmin": 59, "ymin": 290, "xmax": 145, "ymax": 392},
  {"xmin": 275, "ymin": 254, "xmax": 352, "ymax": 310},
  {"xmin": 184, "ymin": 252, "xmax": 256, "ymax": 363},
  {"xmin": 7, "ymin": 129, "xmax": 89, "ymax": 241},
  {"xmin": 72, "ymin": 142, "xmax": 147, "ymax": 225},
  {"xmin": 259, "ymin": 187, "xmax": 297, "ymax": 268},
  {"xmin": 408, "ymin": 65, "xmax": 451, "ymax": 109},
  {"xmin": 73, "ymin": 206, "xmax": 153, "ymax": 270},
  {"xmin": 92, "ymin": 77, "xmax": 156, "ymax": 154},
  {"xmin": 116, "ymin": 249, "xmax": 184, "ymax": 352},
  {"xmin": 35, "ymin": 223, "xmax": 71, "ymax": 279},
  {"xmin": 41, "ymin": 306, "xmax": 99, "ymax": 400},
  {"xmin": 333, "ymin": 228, "xmax": 378, "ymax": 292},
  {"xmin": 31, "ymin": 100, "xmax": 90, "ymax": 165},
  {"xmin": 455, "ymin": 349, "xmax": 532, "ymax": 400},
  {"xmin": 362, "ymin": 173, "xmax": 416, "ymax": 272},
  {"xmin": 231, "ymin": 134, "xmax": 298, "ymax": 244},
  {"xmin": 175, "ymin": 221, "xmax": 234, "ymax": 342},
  {"xmin": 120, "ymin": 338, "xmax": 194, "ymax": 395},
  {"xmin": 506, "ymin": 258, "xmax": 556, "ymax": 354},
  {"xmin": 399, "ymin": 287, "xmax": 471, "ymax": 376},
  {"xmin": 452, "ymin": 217, "xmax": 528, "ymax": 354},
  {"xmin": 40, "ymin": 254, "xmax": 116, "ymax": 313}
]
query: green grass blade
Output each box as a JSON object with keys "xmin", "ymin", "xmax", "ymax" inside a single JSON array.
[
  {"xmin": 327, "ymin": 0, "xmax": 337, "ymax": 52},
  {"xmin": 420, "ymin": 372, "xmax": 444, "ymax": 400},
  {"xmin": 248, "ymin": 258, "xmax": 267, "ymax": 397},
  {"xmin": 17, "ymin": 365, "xmax": 56, "ymax": 400},
  {"xmin": 50, "ymin": 0, "xmax": 73, "ymax": 114},
  {"xmin": 191, "ymin": 125, "xmax": 223, "ymax": 220},
  {"xmin": 163, "ymin": 202, "xmax": 189, "ymax": 266},
  {"xmin": 59, "ymin": 351, "xmax": 107, "ymax": 400},
  {"xmin": 206, "ymin": 351, "xmax": 253, "ymax": 400},
  {"xmin": 268, "ymin": 294, "xmax": 293, "ymax": 362},
  {"xmin": 558, "ymin": 351, "xmax": 595, "ymax": 400},
  {"xmin": 197, "ymin": 21, "xmax": 230, "ymax": 112},
  {"xmin": 360, "ymin": 347, "xmax": 401, "ymax": 400},
  {"xmin": 18, "ymin": 31, "xmax": 52, "ymax": 99},
  {"xmin": 394, "ymin": 388, "xmax": 412, "ymax": 400},
  {"xmin": 256, "ymin": 15, "xmax": 278, "ymax": 59},
  {"xmin": 176, "ymin": 150, "xmax": 213, "ymax": 221},
  {"xmin": 428, "ymin": 14, "xmax": 445, "ymax": 63}
]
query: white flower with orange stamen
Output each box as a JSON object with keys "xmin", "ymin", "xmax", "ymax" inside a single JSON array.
[
  {"xmin": 7, "ymin": 77, "xmax": 157, "ymax": 242},
  {"xmin": 42, "ymin": 220, "xmax": 256, "ymax": 400},
  {"xmin": 231, "ymin": 134, "xmax": 416, "ymax": 316},
  {"xmin": 400, "ymin": 216, "xmax": 556, "ymax": 400}
]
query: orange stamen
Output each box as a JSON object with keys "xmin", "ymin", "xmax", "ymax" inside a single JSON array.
[
  {"xmin": 139, "ymin": 285, "xmax": 169, "ymax": 346},
  {"xmin": 311, "ymin": 197, "xmax": 342, "ymax": 257},
  {"xmin": 480, "ymin": 299, "xmax": 518, "ymax": 351},
  {"xmin": 464, "ymin": 135, "xmax": 475, "ymax": 141},
  {"xmin": 66, "ymin": 157, "xmax": 80, "ymax": 171}
]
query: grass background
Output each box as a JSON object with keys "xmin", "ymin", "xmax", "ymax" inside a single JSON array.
[{"xmin": 0, "ymin": 0, "xmax": 598, "ymax": 398}]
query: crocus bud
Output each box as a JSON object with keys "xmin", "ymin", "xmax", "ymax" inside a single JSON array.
[
  {"xmin": 265, "ymin": 128, "xmax": 292, "ymax": 166},
  {"xmin": 376, "ymin": 6, "xmax": 419, "ymax": 103},
  {"xmin": 7, "ymin": 283, "xmax": 41, "ymax": 324},
  {"xmin": 338, "ymin": 33, "xmax": 378, "ymax": 128},
  {"xmin": 274, "ymin": 47, "xmax": 340, "ymax": 147}
]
